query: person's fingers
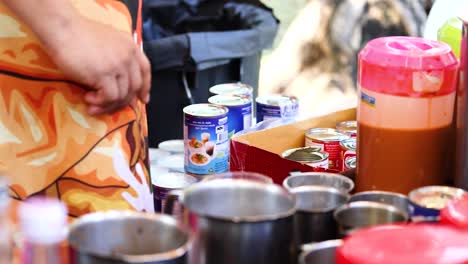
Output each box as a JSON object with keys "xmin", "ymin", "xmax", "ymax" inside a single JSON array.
[
  {"xmin": 128, "ymin": 56, "xmax": 143, "ymax": 97},
  {"xmin": 116, "ymin": 71, "xmax": 129, "ymax": 102},
  {"xmin": 136, "ymin": 50, "xmax": 151, "ymax": 103},
  {"xmin": 84, "ymin": 76, "xmax": 119, "ymax": 106}
]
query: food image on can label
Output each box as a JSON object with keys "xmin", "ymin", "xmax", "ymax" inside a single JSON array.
[
  {"xmin": 183, "ymin": 104, "xmax": 230, "ymax": 175},
  {"xmin": 256, "ymin": 95, "xmax": 299, "ymax": 123},
  {"xmin": 305, "ymin": 128, "xmax": 350, "ymax": 170},
  {"xmin": 209, "ymin": 95, "xmax": 252, "ymax": 138},
  {"xmin": 408, "ymin": 186, "xmax": 466, "ymax": 222}
]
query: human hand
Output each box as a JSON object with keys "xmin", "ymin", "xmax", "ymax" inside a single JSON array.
[{"xmin": 45, "ymin": 16, "xmax": 151, "ymax": 115}]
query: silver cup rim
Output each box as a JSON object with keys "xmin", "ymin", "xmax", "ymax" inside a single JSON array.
[
  {"xmin": 282, "ymin": 172, "xmax": 355, "ymax": 193},
  {"xmin": 299, "ymin": 239, "xmax": 343, "ymax": 264},
  {"xmin": 183, "ymin": 179, "xmax": 297, "ymax": 222},
  {"xmin": 350, "ymin": 190, "xmax": 409, "ymax": 201},
  {"xmin": 68, "ymin": 211, "xmax": 191, "ymax": 262},
  {"xmin": 333, "ymin": 201, "xmax": 409, "ymax": 222},
  {"xmin": 291, "ymin": 185, "xmax": 350, "ymax": 213}
]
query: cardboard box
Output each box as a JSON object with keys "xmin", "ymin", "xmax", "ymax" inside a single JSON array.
[{"xmin": 230, "ymin": 108, "xmax": 356, "ymax": 184}]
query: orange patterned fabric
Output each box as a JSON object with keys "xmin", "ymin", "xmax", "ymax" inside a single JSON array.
[{"xmin": 0, "ymin": 0, "xmax": 153, "ymax": 217}]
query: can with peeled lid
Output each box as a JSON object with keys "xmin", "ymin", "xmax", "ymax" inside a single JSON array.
[
  {"xmin": 336, "ymin": 121, "xmax": 357, "ymax": 137},
  {"xmin": 305, "ymin": 128, "xmax": 350, "ymax": 170},
  {"xmin": 408, "ymin": 186, "xmax": 467, "ymax": 222},
  {"xmin": 282, "ymin": 147, "xmax": 329, "ymax": 169},
  {"xmin": 340, "ymin": 138, "xmax": 356, "ymax": 171}
]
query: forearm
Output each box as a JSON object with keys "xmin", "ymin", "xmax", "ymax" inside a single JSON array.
[{"xmin": 2, "ymin": 0, "xmax": 78, "ymax": 50}]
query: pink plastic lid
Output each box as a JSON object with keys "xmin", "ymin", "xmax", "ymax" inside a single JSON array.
[
  {"xmin": 336, "ymin": 224, "xmax": 468, "ymax": 264},
  {"xmin": 358, "ymin": 36, "xmax": 459, "ymax": 97},
  {"xmin": 440, "ymin": 194, "xmax": 468, "ymax": 230}
]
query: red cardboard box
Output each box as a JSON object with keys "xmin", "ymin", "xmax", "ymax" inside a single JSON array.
[{"xmin": 230, "ymin": 108, "xmax": 356, "ymax": 184}]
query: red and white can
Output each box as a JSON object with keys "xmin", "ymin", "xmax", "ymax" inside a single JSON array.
[
  {"xmin": 340, "ymin": 138, "xmax": 356, "ymax": 171},
  {"xmin": 305, "ymin": 128, "xmax": 350, "ymax": 170},
  {"xmin": 336, "ymin": 121, "xmax": 357, "ymax": 138}
]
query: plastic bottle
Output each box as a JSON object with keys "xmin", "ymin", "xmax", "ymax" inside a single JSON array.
[
  {"xmin": 18, "ymin": 198, "xmax": 67, "ymax": 264},
  {"xmin": 0, "ymin": 177, "xmax": 11, "ymax": 264}
]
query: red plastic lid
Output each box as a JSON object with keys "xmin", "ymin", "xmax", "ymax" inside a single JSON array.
[
  {"xmin": 441, "ymin": 195, "xmax": 468, "ymax": 230},
  {"xmin": 358, "ymin": 36, "xmax": 459, "ymax": 97},
  {"xmin": 336, "ymin": 224, "xmax": 468, "ymax": 264}
]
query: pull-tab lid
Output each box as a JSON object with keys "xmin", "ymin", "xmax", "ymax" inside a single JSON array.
[
  {"xmin": 336, "ymin": 224, "xmax": 468, "ymax": 264},
  {"xmin": 359, "ymin": 36, "xmax": 459, "ymax": 96},
  {"xmin": 440, "ymin": 194, "xmax": 468, "ymax": 229}
]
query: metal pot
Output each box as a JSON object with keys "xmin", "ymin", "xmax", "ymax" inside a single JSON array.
[
  {"xmin": 333, "ymin": 201, "xmax": 408, "ymax": 237},
  {"xmin": 283, "ymin": 172, "xmax": 354, "ymax": 194},
  {"xmin": 68, "ymin": 211, "xmax": 190, "ymax": 264},
  {"xmin": 291, "ymin": 186, "xmax": 349, "ymax": 245},
  {"xmin": 349, "ymin": 191, "xmax": 410, "ymax": 215},
  {"xmin": 166, "ymin": 179, "xmax": 297, "ymax": 264}
]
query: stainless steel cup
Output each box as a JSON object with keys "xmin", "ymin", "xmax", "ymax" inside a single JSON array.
[
  {"xmin": 333, "ymin": 201, "xmax": 408, "ymax": 237},
  {"xmin": 291, "ymin": 186, "xmax": 349, "ymax": 245},
  {"xmin": 299, "ymin": 239, "xmax": 343, "ymax": 264},
  {"xmin": 68, "ymin": 211, "xmax": 190, "ymax": 264},
  {"xmin": 166, "ymin": 179, "xmax": 296, "ymax": 264},
  {"xmin": 283, "ymin": 172, "xmax": 354, "ymax": 193},
  {"xmin": 349, "ymin": 191, "xmax": 410, "ymax": 215}
]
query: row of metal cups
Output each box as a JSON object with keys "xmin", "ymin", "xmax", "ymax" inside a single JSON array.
[
  {"xmin": 67, "ymin": 171, "xmax": 409, "ymax": 264},
  {"xmin": 283, "ymin": 172, "xmax": 408, "ymax": 247}
]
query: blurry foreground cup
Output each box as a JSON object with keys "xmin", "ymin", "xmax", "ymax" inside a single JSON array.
[
  {"xmin": 68, "ymin": 211, "xmax": 190, "ymax": 264},
  {"xmin": 299, "ymin": 239, "xmax": 343, "ymax": 264},
  {"xmin": 201, "ymin": 171, "xmax": 273, "ymax": 184}
]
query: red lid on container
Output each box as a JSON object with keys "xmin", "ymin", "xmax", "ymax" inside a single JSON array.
[
  {"xmin": 358, "ymin": 36, "xmax": 459, "ymax": 97},
  {"xmin": 440, "ymin": 195, "xmax": 468, "ymax": 230},
  {"xmin": 336, "ymin": 224, "xmax": 468, "ymax": 264}
]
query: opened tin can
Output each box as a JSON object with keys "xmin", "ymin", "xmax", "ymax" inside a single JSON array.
[
  {"xmin": 208, "ymin": 94, "xmax": 252, "ymax": 137},
  {"xmin": 256, "ymin": 95, "xmax": 299, "ymax": 123},
  {"xmin": 183, "ymin": 104, "xmax": 229, "ymax": 175},
  {"xmin": 153, "ymin": 172, "xmax": 197, "ymax": 220},
  {"xmin": 209, "ymin": 82, "xmax": 254, "ymax": 99},
  {"xmin": 305, "ymin": 128, "xmax": 350, "ymax": 170},
  {"xmin": 336, "ymin": 121, "xmax": 357, "ymax": 137},
  {"xmin": 282, "ymin": 147, "xmax": 329, "ymax": 169},
  {"xmin": 409, "ymin": 186, "xmax": 467, "ymax": 222},
  {"xmin": 340, "ymin": 138, "xmax": 356, "ymax": 171}
]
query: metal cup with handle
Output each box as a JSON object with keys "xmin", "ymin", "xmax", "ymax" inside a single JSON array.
[{"xmin": 165, "ymin": 178, "xmax": 297, "ymax": 264}]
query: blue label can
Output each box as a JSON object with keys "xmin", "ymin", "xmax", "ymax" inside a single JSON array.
[
  {"xmin": 208, "ymin": 95, "xmax": 252, "ymax": 137},
  {"xmin": 183, "ymin": 104, "xmax": 229, "ymax": 175},
  {"xmin": 256, "ymin": 95, "xmax": 299, "ymax": 123},
  {"xmin": 408, "ymin": 186, "xmax": 466, "ymax": 222},
  {"xmin": 209, "ymin": 82, "xmax": 254, "ymax": 99}
]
